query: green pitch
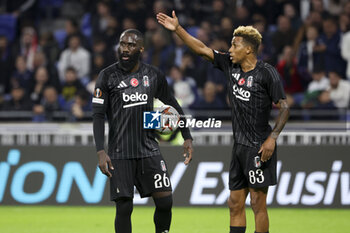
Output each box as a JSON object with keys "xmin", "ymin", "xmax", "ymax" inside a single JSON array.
[{"xmin": 0, "ymin": 206, "xmax": 348, "ymax": 233}]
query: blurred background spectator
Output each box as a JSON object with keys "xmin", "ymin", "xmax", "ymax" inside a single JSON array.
[
  {"xmin": 191, "ymin": 81, "xmax": 225, "ymax": 110},
  {"xmin": 32, "ymin": 86, "xmax": 65, "ymax": 122},
  {"xmin": 271, "ymin": 15, "xmax": 296, "ymax": 65},
  {"xmin": 57, "ymin": 34, "xmax": 90, "ymax": 83},
  {"xmin": 65, "ymin": 90, "xmax": 91, "ymax": 121},
  {"xmin": 61, "ymin": 66, "xmax": 85, "ymax": 102},
  {"xmin": 0, "ymin": 35, "xmax": 14, "ymax": 95},
  {"xmin": 2, "ymin": 86, "xmax": 33, "ymax": 111},
  {"xmin": 319, "ymin": 71, "xmax": 350, "ymax": 109},
  {"xmin": 13, "ymin": 26, "xmax": 39, "ymax": 71},
  {"xmin": 341, "ymin": 21, "xmax": 350, "ymax": 80},
  {"xmin": 301, "ymin": 67, "xmax": 329, "ymax": 109},
  {"xmin": 29, "ymin": 66, "xmax": 51, "ymax": 104},
  {"xmin": 61, "ymin": 18, "xmax": 90, "ymax": 49},
  {"xmin": 297, "ymin": 25, "xmax": 323, "ymax": 82},
  {"xmin": 10, "ymin": 55, "xmax": 32, "ymax": 90},
  {"xmin": 276, "ymin": 46, "xmax": 304, "ymax": 108},
  {"xmin": 167, "ymin": 65, "xmax": 197, "ymax": 108},
  {"xmin": 316, "ymin": 16, "xmax": 346, "ymax": 77}
]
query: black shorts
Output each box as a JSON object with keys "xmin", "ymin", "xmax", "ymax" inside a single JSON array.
[
  {"xmin": 229, "ymin": 143, "xmax": 277, "ymax": 190},
  {"xmin": 109, "ymin": 154, "xmax": 172, "ymax": 201}
]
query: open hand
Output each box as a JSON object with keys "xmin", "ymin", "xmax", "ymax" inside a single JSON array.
[
  {"xmin": 183, "ymin": 139, "xmax": 193, "ymax": 165},
  {"xmin": 97, "ymin": 150, "xmax": 114, "ymax": 177},
  {"xmin": 157, "ymin": 10, "xmax": 179, "ymax": 31}
]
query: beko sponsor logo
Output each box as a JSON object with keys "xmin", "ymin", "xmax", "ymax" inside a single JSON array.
[
  {"xmin": 233, "ymin": 84, "xmax": 251, "ymax": 101},
  {"xmin": 122, "ymin": 92, "xmax": 148, "ymax": 108}
]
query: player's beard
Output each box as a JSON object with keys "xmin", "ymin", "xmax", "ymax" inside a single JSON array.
[{"xmin": 117, "ymin": 50, "xmax": 141, "ymax": 72}]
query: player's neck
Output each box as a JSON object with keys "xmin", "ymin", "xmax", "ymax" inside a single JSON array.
[
  {"xmin": 240, "ymin": 56, "xmax": 257, "ymax": 73},
  {"xmin": 128, "ymin": 62, "xmax": 140, "ymax": 73}
]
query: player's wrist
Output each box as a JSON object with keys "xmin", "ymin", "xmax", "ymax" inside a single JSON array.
[
  {"xmin": 270, "ymin": 132, "xmax": 279, "ymax": 140},
  {"xmin": 174, "ymin": 24, "xmax": 181, "ymax": 32},
  {"xmin": 97, "ymin": 150, "xmax": 106, "ymax": 156}
]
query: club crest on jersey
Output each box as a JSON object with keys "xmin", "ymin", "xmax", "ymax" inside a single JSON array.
[
  {"xmin": 247, "ymin": 76, "xmax": 253, "ymax": 88},
  {"xmin": 238, "ymin": 78, "xmax": 245, "ymax": 86},
  {"xmin": 160, "ymin": 160, "xmax": 167, "ymax": 172},
  {"xmin": 130, "ymin": 78, "xmax": 139, "ymax": 87},
  {"xmin": 143, "ymin": 75, "xmax": 149, "ymax": 87},
  {"xmin": 254, "ymin": 156, "xmax": 262, "ymax": 168},
  {"xmin": 94, "ymin": 88, "xmax": 102, "ymax": 98}
]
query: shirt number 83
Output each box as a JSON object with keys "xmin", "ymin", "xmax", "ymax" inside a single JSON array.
[{"xmin": 248, "ymin": 169, "xmax": 265, "ymax": 184}]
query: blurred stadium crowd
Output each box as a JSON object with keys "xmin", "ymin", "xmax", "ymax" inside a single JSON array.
[{"xmin": 0, "ymin": 0, "xmax": 350, "ymax": 122}]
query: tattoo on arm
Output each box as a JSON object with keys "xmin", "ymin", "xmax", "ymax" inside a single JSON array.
[{"xmin": 271, "ymin": 99, "xmax": 290, "ymax": 140}]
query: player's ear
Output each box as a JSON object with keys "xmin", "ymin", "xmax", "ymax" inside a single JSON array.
[
  {"xmin": 246, "ymin": 45, "xmax": 252, "ymax": 55},
  {"xmin": 140, "ymin": 46, "xmax": 144, "ymax": 53}
]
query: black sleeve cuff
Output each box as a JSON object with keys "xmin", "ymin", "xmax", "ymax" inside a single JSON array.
[
  {"xmin": 181, "ymin": 129, "xmax": 193, "ymax": 140},
  {"xmin": 179, "ymin": 116, "xmax": 193, "ymax": 140},
  {"xmin": 93, "ymin": 114, "xmax": 105, "ymax": 152}
]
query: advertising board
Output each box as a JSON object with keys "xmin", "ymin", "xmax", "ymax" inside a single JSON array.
[{"xmin": 0, "ymin": 146, "xmax": 349, "ymax": 207}]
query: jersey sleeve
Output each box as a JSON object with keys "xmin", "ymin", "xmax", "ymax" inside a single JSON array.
[
  {"xmin": 155, "ymin": 70, "xmax": 193, "ymax": 141},
  {"xmin": 92, "ymin": 70, "xmax": 109, "ymax": 152},
  {"xmin": 265, "ymin": 65, "xmax": 286, "ymax": 104},
  {"xmin": 212, "ymin": 50, "xmax": 231, "ymax": 73}
]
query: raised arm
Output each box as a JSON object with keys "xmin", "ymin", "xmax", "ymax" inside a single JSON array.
[{"xmin": 157, "ymin": 10, "xmax": 214, "ymax": 61}]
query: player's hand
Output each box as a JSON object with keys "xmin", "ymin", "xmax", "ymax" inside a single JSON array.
[
  {"xmin": 97, "ymin": 150, "xmax": 114, "ymax": 178},
  {"xmin": 258, "ymin": 136, "xmax": 276, "ymax": 162},
  {"xmin": 183, "ymin": 139, "xmax": 193, "ymax": 165},
  {"xmin": 157, "ymin": 10, "xmax": 179, "ymax": 31}
]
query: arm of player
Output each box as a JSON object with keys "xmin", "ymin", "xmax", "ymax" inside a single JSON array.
[
  {"xmin": 93, "ymin": 118, "xmax": 114, "ymax": 178},
  {"xmin": 157, "ymin": 10, "xmax": 214, "ymax": 62},
  {"xmin": 92, "ymin": 72, "xmax": 114, "ymax": 177},
  {"xmin": 259, "ymin": 99, "xmax": 289, "ymax": 162}
]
